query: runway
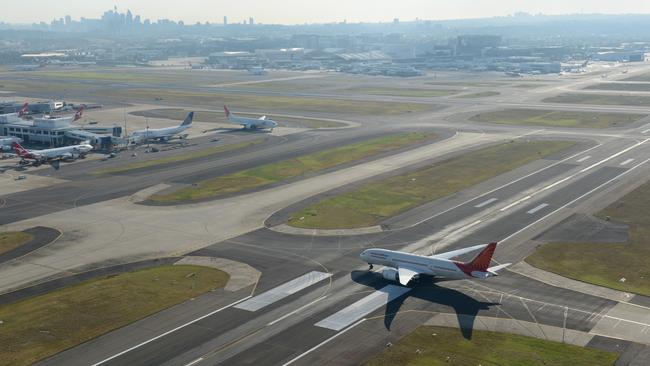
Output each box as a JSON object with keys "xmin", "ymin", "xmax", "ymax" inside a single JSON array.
[
  {"xmin": 6, "ymin": 64, "xmax": 650, "ymax": 365},
  {"xmin": 35, "ymin": 134, "xmax": 650, "ymax": 365}
]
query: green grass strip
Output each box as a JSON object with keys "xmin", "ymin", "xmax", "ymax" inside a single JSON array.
[
  {"xmin": 289, "ymin": 140, "xmax": 574, "ymax": 229},
  {"xmin": 364, "ymin": 326, "xmax": 617, "ymax": 366},
  {"xmin": 150, "ymin": 132, "xmax": 437, "ymax": 203},
  {"xmin": 527, "ymin": 179, "xmax": 650, "ymax": 297},
  {"xmin": 0, "ymin": 265, "xmax": 229, "ymax": 366}
]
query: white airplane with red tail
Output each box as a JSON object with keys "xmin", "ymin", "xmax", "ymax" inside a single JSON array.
[
  {"xmin": 12, "ymin": 141, "xmax": 93, "ymax": 169},
  {"xmin": 360, "ymin": 242, "xmax": 510, "ymax": 286}
]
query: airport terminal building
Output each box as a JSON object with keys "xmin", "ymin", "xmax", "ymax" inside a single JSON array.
[{"xmin": 0, "ymin": 113, "xmax": 122, "ymax": 150}]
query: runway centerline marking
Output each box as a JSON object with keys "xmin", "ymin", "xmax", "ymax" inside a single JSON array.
[
  {"xmin": 282, "ymin": 319, "xmax": 367, "ymax": 366},
  {"xmin": 621, "ymin": 158, "xmax": 635, "ymax": 166},
  {"xmin": 501, "ymin": 157, "xmax": 650, "ymax": 243},
  {"xmin": 401, "ymin": 143, "xmax": 602, "ymax": 229},
  {"xmin": 184, "ymin": 357, "xmax": 204, "ymax": 366},
  {"xmin": 498, "ymin": 140, "xmax": 646, "ymax": 214},
  {"xmin": 89, "ymin": 296, "xmax": 252, "ymax": 366},
  {"xmin": 314, "ymin": 285, "xmax": 411, "ymax": 331},
  {"xmin": 526, "ymin": 203, "xmax": 549, "ymax": 215},
  {"xmin": 580, "ymin": 139, "xmax": 647, "ymax": 173},
  {"xmin": 235, "ymin": 271, "xmax": 332, "ymax": 312},
  {"xmin": 267, "ymin": 296, "xmax": 327, "ymax": 326},
  {"xmin": 576, "ymin": 155, "xmax": 591, "ymax": 163},
  {"xmin": 474, "ymin": 198, "xmax": 498, "ymax": 208},
  {"xmin": 500, "ymin": 195, "xmax": 531, "ymax": 212}
]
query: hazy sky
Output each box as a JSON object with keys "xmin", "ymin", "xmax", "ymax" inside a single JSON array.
[{"xmin": 4, "ymin": 0, "xmax": 650, "ymax": 25}]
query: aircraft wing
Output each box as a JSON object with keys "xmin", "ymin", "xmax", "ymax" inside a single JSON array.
[
  {"xmin": 397, "ymin": 265, "xmax": 420, "ymax": 286},
  {"xmin": 430, "ymin": 243, "xmax": 490, "ymax": 260},
  {"xmin": 259, "ymin": 115, "xmax": 267, "ymax": 120}
]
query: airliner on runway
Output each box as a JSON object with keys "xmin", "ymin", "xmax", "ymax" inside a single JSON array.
[
  {"xmin": 360, "ymin": 242, "xmax": 510, "ymax": 286},
  {"xmin": 131, "ymin": 111, "xmax": 194, "ymax": 142},
  {"xmin": 224, "ymin": 106, "xmax": 277, "ymax": 130}
]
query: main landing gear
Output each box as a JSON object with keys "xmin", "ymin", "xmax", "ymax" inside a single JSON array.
[{"xmin": 368, "ymin": 264, "xmax": 374, "ymax": 271}]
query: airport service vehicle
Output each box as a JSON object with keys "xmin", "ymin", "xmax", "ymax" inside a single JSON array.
[
  {"xmin": 360, "ymin": 242, "xmax": 510, "ymax": 286},
  {"xmin": 131, "ymin": 112, "xmax": 194, "ymax": 142},
  {"xmin": 224, "ymin": 105, "xmax": 277, "ymax": 130},
  {"xmin": 12, "ymin": 141, "xmax": 93, "ymax": 169}
]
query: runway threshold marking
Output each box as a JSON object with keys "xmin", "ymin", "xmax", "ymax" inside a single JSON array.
[
  {"xmin": 90, "ymin": 296, "xmax": 252, "ymax": 366},
  {"xmin": 621, "ymin": 158, "xmax": 635, "ymax": 166},
  {"xmin": 235, "ymin": 271, "xmax": 332, "ymax": 312},
  {"xmin": 576, "ymin": 155, "xmax": 591, "ymax": 163},
  {"xmin": 474, "ymin": 197, "xmax": 498, "ymax": 208},
  {"xmin": 526, "ymin": 203, "xmax": 549, "ymax": 215},
  {"xmin": 314, "ymin": 285, "xmax": 411, "ymax": 331}
]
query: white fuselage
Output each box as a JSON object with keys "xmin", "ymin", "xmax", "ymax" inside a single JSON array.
[
  {"xmin": 227, "ymin": 114, "xmax": 277, "ymax": 130},
  {"xmin": 131, "ymin": 125, "xmax": 191, "ymax": 141},
  {"xmin": 27, "ymin": 144, "xmax": 93, "ymax": 161},
  {"xmin": 360, "ymin": 248, "xmax": 471, "ymax": 280}
]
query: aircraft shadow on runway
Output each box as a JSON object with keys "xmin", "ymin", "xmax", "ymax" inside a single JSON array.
[{"xmin": 351, "ymin": 270, "xmax": 500, "ymax": 339}]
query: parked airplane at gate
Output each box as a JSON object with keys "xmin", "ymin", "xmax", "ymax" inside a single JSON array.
[
  {"xmin": 131, "ymin": 112, "xmax": 194, "ymax": 142},
  {"xmin": 224, "ymin": 106, "xmax": 277, "ymax": 130},
  {"xmin": 12, "ymin": 141, "xmax": 93, "ymax": 169},
  {"xmin": 360, "ymin": 242, "xmax": 510, "ymax": 286}
]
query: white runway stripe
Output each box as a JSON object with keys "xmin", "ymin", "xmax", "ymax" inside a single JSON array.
[
  {"xmin": 474, "ymin": 197, "xmax": 498, "ymax": 208},
  {"xmin": 315, "ymin": 285, "xmax": 411, "ymax": 331},
  {"xmin": 621, "ymin": 158, "xmax": 635, "ymax": 166},
  {"xmin": 235, "ymin": 271, "xmax": 331, "ymax": 312},
  {"xmin": 527, "ymin": 203, "xmax": 549, "ymax": 215}
]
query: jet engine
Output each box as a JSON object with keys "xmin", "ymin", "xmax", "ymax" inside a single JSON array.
[{"xmin": 382, "ymin": 268, "xmax": 398, "ymax": 282}]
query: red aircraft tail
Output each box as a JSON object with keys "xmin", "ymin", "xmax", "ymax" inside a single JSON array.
[
  {"xmin": 466, "ymin": 242, "xmax": 497, "ymax": 272},
  {"xmin": 18, "ymin": 102, "xmax": 28, "ymax": 117},
  {"xmin": 224, "ymin": 105, "xmax": 231, "ymax": 117},
  {"xmin": 11, "ymin": 141, "xmax": 31, "ymax": 158},
  {"xmin": 73, "ymin": 105, "xmax": 85, "ymax": 121}
]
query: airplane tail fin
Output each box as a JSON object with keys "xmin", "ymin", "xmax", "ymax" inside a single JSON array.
[
  {"xmin": 11, "ymin": 141, "xmax": 29, "ymax": 157},
  {"xmin": 465, "ymin": 242, "xmax": 497, "ymax": 272},
  {"xmin": 181, "ymin": 112, "xmax": 194, "ymax": 127},
  {"xmin": 224, "ymin": 105, "xmax": 232, "ymax": 119},
  {"xmin": 73, "ymin": 105, "xmax": 85, "ymax": 122},
  {"xmin": 18, "ymin": 102, "xmax": 29, "ymax": 117}
]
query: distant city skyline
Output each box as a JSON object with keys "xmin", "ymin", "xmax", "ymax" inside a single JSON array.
[{"xmin": 2, "ymin": 0, "xmax": 650, "ymax": 25}]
